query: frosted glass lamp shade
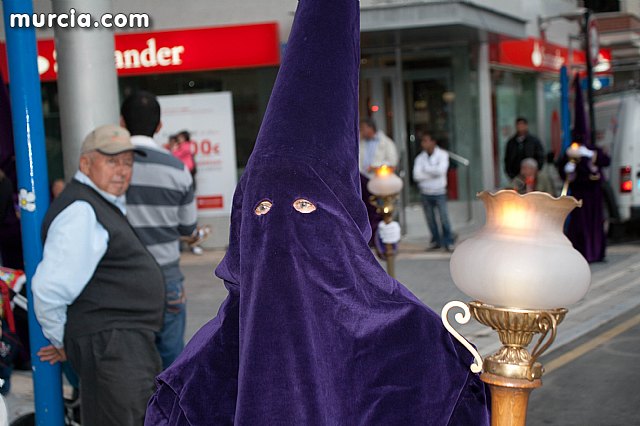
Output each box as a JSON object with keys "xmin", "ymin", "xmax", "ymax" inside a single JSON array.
[
  {"xmin": 450, "ymin": 190, "xmax": 591, "ymax": 309},
  {"xmin": 367, "ymin": 166, "xmax": 403, "ymax": 196}
]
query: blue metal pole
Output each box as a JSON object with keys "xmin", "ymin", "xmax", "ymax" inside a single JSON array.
[
  {"xmin": 560, "ymin": 65, "xmax": 571, "ymax": 153},
  {"xmin": 1, "ymin": 1, "xmax": 64, "ymax": 424}
]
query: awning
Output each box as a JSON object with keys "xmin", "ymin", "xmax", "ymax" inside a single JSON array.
[{"xmin": 360, "ymin": 1, "xmax": 527, "ymax": 48}]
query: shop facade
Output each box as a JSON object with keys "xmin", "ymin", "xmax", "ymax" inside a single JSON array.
[
  {"xmin": 0, "ymin": 22, "xmax": 281, "ymax": 183},
  {"xmin": 490, "ymin": 37, "xmax": 611, "ymax": 187},
  {"xmin": 1, "ymin": 0, "xmax": 607, "ymax": 237}
]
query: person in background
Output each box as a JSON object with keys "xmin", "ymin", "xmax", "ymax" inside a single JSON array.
[
  {"xmin": 175, "ymin": 130, "xmax": 197, "ymax": 184},
  {"xmin": 50, "ymin": 179, "xmax": 66, "ymax": 199},
  {"xmin": 358, "ymin": 118, "xmax": 399, "ymax": 245},
  {"xmin": 558, "ymin": 140, "xmax": 611, "ymax": 263},
  {"xmin": 169, "ymin": 130, "xmax": 207, "ymax": 255},
  {"xmin": 164, "ymin": 134, "xmax": 179, "ymax": 151},
  {"xmin": 539, "ymin": 151, "xmax": 564, "ymax": 196},
  {"xmin": 32, "ymin": 124, "xmax": 164, "ymax": 425},
  {"xmin": 511, "ymin": 157, "xmax": 556, "ymax": 196},
  {"xmin": 504, "ymin": 117, "xmax": 545, "ymax": 180},
  {"xmin": 121, "ymin": 91, "xmax": 198, "ymax": 370},
  {"xmin": 413, "ymin": 133, "xmax": 455, "ymax": 252},
  {"xmin": 358, "ymin": 118, "xmax": 398, "ymax": 178}
]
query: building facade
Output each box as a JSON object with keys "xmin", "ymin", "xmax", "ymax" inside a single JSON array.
[{"xmin": 1, "ymin": 0, "xmax": 601, "ymax": 243}]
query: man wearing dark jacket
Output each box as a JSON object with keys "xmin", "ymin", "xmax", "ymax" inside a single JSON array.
[{"xmin": 504, "ymin": 117, "xmax": 545, "ymax": 179}]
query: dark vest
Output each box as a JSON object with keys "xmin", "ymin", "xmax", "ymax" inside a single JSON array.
[{"xmin": 42, "ymin": 179, "xmax": 165, "ymax": 342}]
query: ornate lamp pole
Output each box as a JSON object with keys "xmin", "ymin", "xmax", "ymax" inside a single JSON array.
[
  {"xmin": 367, "ymin": 165, "xmax": 403, "ymax": 277},
  {"xmin": 442, "ymin": 190, "xmax": 591, "ymax": 426}
]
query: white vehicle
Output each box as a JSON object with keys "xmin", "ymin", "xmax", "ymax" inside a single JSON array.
[{"xmin": 595, "ymin": 90, "xmax": 640, "ymax": 223}]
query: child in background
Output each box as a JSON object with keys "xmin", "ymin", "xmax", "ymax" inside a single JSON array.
[
  {"xmin": 170, "ymin": 131, "xmax": 205, "ymax": 255},
  {"xmin": 174, "ymin": 130, "xmax": 196, "ymax": 183}
]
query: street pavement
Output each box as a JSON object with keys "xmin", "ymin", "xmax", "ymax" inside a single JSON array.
[
  {"xmin": 529, "ymin": 308, "xmax": 640, "ymax": 425},
  {"xmin": 4, "ymin": 202, "xmax": 640, "ymax": 423}
]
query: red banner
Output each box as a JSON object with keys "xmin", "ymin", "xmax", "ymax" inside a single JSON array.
[
  {"xmin": 0, "ymin": 22, "xmax": 280, "ymax": 82},
  {"xmin": 490, "ymin": 37, "xmax": 611, "ymax": 74}
]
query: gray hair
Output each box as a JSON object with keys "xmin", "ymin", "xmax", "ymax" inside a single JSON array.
[{"xmin": 520, "ymin": 157, "xmax": 539, "ymax": 170}]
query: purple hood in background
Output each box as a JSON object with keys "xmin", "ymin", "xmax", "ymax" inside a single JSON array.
[{"xmin": 145, "ymin": 1, "xmax": 490, "ymax": 424}]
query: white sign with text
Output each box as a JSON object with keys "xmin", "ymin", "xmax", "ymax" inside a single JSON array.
[{"xmin": 156, "ymin": 92, "xmax": 237, "ymax": 217}]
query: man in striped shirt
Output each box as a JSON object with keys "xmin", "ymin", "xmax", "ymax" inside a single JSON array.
[{"xmin": 121, "ymin": 91, "xmax": 197, "ymax": 369}]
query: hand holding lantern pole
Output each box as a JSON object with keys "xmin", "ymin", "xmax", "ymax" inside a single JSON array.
[{"xmin": 561, "ymin": 142, "xmax": 582, "ymax": 196}]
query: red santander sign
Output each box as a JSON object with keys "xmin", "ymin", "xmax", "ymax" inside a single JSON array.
[
  {"xmin": 490, "ymin": 37, "xmax": 611, "ymax": 73},
  {"xmin": 0, "ymin": 22, "xmax": 280, "ymax": 81}
]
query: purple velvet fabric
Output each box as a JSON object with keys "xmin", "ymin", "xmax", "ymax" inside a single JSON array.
[
  {"xmin": 360, "ymin": 173, "xmax": 382, "ymax": 246},
  {"xmin": 145, "ymin": 1, "xmax": 490, "ymax": 424}
]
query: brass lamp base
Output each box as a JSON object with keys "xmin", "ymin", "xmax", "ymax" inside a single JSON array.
[
  {"xmin": 468, "ymin": 302, "xmax": 567, "ymax": 381},
  {"xmin": 368, "ymin": 194, "xmax": 399, "ymax": 277},
  {"xmin": 441, "ymin": 300, "xmax": 570, "ymax": 425}
]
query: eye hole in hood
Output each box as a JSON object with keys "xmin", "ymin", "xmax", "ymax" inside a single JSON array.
[
  {"xmin": 293, "ymin": 198, "xmax": 316, "ymax": 214},
  {"xmin": 254, "ymin": 200, "xmax": 273, "ymax": 216}
]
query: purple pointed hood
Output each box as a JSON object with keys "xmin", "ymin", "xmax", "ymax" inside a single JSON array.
[
  {"xmin": 147, "ymin": 1, "xmax": 490, "ymax": 424},
  {"xmin": 572, "ymin": 73, "xmax": 590, "ymax": 147},
  {"xmin": 244, "ymin": 0, "xmax": 369, "ymax": 240}
]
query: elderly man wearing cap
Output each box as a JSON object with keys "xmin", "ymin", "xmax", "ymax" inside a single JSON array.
[{"xmin": 32, "ymin": 124, "xmax": 164, "ymax": 425}]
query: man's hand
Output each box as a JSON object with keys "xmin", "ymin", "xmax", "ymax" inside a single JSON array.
[
  {"xmin": 378, "ymin": 221, "xmax": 401, "ymax": 244},
  {"xmin": 37, "ymin": 345, "xmax": 67, "ymax": 364}
]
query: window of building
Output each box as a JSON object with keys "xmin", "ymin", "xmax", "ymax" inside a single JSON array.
[{"xmin": 584, "ymin": 0, "xmax": 620, "ymax": 13}]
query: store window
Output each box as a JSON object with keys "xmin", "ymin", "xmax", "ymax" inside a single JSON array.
[
  {"xmin": 120, "ymin": 67, "xmax": 278, "ymax": 172},
  {"xmin": 584, "ymin": 0, "xmax": 620, "ymax": 12},
  {"xmin": 491, "ymin": 69, "xmax": 538, "ymax": 187},
  {"xmin": 40, "ymin": 67, "xmax": 278, "ymax": 181},
  {"xmin": 543, "ymin": 79, "xmax": 563, "ymax": 158}
]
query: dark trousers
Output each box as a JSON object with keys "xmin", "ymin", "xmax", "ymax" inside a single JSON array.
[
  {"xmin": 65, "ymin": 329, "xmax": 161, "ymax": 426},
  {"xmin": 420, "ymin": 193, "xmax": 454, "ymax": 247}
]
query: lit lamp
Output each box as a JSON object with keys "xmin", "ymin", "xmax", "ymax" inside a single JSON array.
[
  {"xmin": 442, "ymin": 190, "xmax": 591, "ymax": 425},
  {"xmin": 367, "ymin": 165, "xmax": 403, "ymax": 277},
  {"xmin": 561, "ymin": 142, "xmax": 582, "ymax": 196}
]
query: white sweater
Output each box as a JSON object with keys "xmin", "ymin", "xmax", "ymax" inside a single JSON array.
[{"xmin": 412, "ymin": 147, "xmax": 449, "ymax": 195}]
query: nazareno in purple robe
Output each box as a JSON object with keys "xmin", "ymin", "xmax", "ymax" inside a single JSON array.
[
  {"xmin": 557, "ymin": 74, "xmax": 611, "ymax": 263},
  {"xmin": 558, "ymin": 146, "xmax": 611, "ymax": 263},
  {"xmin": 144, "ymin": 1, "xmax": 490, "ymax": 424}
]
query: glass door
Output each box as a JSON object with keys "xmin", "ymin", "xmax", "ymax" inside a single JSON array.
[{"xmin": 403, "ymin": 69, "xmax": 455, "ymax": 202}]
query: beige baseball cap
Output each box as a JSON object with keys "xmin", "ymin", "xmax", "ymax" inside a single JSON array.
[{"xmin": 81, "ymin": 124, "xmax": 145, "ymax": 156}]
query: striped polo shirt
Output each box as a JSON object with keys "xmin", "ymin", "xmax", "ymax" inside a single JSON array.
[{"xmin": 126, "ymin": 135, "xmax": 197, "ymax": 268}]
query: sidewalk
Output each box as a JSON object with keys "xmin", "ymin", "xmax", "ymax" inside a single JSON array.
[{"xmin": 5, "ymin": 202, "xmax": 640, "ymax": 422}]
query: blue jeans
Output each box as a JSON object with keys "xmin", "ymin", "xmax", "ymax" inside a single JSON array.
[
  {"xmin": 157, "ymin": 268, "xmax": 186, "ymax": 370},
  {"xmin": 420, "ymin": 193, "xmax": 453, "ymax": 247}
]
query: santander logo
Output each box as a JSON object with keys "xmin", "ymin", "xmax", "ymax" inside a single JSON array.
[
  {"xmin": 37, "ymin": 37, "xmax": 185, "ymax": 76},
  {"xmin": 115, "ymin": 38, "xmax": 185, "ymax": 70},
  {"xmin": 21, "ymin": 23, "xmax": 279, "ymax": 81}
]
